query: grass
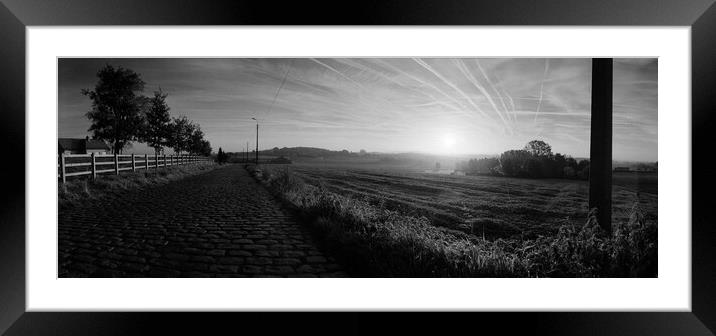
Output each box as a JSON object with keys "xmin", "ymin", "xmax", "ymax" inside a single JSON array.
[
  {"xmin": 59, "ymin": 162, "xmax": 220, "ymax": 209},
  {"xmin": 248, "ymin": 164, "xmax": 657, "ymax": 277},
  {"xmin": 288, "ymin": 163, "xmax": 657, "ymax": 240}
]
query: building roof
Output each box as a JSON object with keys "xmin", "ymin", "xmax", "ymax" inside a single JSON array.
[
  {"xmin": 86, "ymin": 139, "xmax": 110, "ymax": 150},
  {"xmin": 58, "ymin": 138, "xmax": 111, "ymax": 152}
]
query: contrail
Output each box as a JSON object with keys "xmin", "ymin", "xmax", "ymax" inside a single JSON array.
[
  {"xmin": 329, "ymin": 58, "xmax": 435, "ymax": 119},
  {"xmin": 335, "ymin": 58, "xmax": 469, "ymax": 115},
  {"xmin": 455, "ymin": 59, "xmax": 513, "ymax": 133},
  {"xmin": 373, "ymin": 59, "xmax": 486, "ymax": 123},
  {"xmin": 372, "ymin": 59, "xmax": 472, "ymax": 112},
  {"xmin": 266, "ymin": 61, "xmax": 292, "ymax": 115},
  {"xmin": 474, "ymin": 59, "xmax": 516, "ymax": 124},
  {"xmin": 412, "ymin": 58, "xmax": 495, "ymax": 123},
  {"xmin": 499, "ymin": 86, "xmax": 517, "ymax": 123},
  {"xmin": 311, "ymin": 58, "xmax": 422, "ymax": 123},
  {"xmin": 309, "ymin": 58, "xmax": 365, "ymax": 89},
  {"xmin": 333, "ymin": 59, "xmax": 418, "ymax": 91},
  {"xmin": 309, "ymin": 58, "xmax": 404, "ymax": 120},
  {"xmin": 561, "ymin": 132, "xmax": 585, "ymax": 144},
  {"xmin": 511, "ymin": 110, "xmax": 590, "ymax": 116},
  {"xmin": 534, "ymin": 59, "xmax": 550, "ymax": 125}
]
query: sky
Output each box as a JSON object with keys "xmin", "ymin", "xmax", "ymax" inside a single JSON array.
[{"xmin": 58, "ymin": 58, "xmax": 657, "ymax": 161}]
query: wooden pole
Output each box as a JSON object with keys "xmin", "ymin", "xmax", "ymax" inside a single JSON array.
[
  {"xmin": 91, "ymin": 153, "xmax": 96, "ymax": 179},
  {"xmin": 114, "ymin": 153, "xmax": 119, "ymax": 175},
  {"xmin": 589, "ymin": 58, "xmax": 613, "ymax": 233},
  {"xmin": 163, "ymin": 154, "xmax": 167, "ymax": 168},
  {"xmin": 59, "ymin": 153, "xmax": 66, "ymax": 184},
  {"xmin": 145, "ymin": 154, "xmax": 149, "ymax": 170},
  {"xmin": 131, "ymin": 154, "xmax": 136, "ymax": 172}
]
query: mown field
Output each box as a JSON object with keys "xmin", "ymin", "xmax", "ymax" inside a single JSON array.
[
  {"xmin": 289, "ymin": 161, "xmax": 657, "ymax": 240},
  {"xmin": 250, "ymin": 161, "xmax": 657, "ymax": 277}
]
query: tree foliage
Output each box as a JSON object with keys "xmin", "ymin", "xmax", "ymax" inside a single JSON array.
[
  {"xmin": 82, "ymin": 64, "xmax": 146, "ymax": 154},
  {"xmin": 457, "ymin": 157, "xmax": 500, "ymax": 175},
  {"xmin": 167, "ymin": 116, "xmax": 193, "ymax": 154},
  {"xmin": 83, "ymin": 64, "xmax": 212, "ymax": 157},
  {"xmin": 499, "ymin": 150, "xmax": 533, "ymax": 177},
  {"xmin": 216, "ymin": 147, "xmax": 228, "ymax": 164},
  {"xmin": 143, "ymin": 89, "xmax": 171, "ymax": 155},
  {"xmin": 460, "ymin": 140, "xmax": 589, "ymax": 180},
  {"xmin": 524, "ymin": 140, "xmax": 552, "ymax": 157}
]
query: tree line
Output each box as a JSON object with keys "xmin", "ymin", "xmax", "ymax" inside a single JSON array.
[
  {"xmin": 82, "ymin": 64, "xmax": 212, "ymax": 156},
  {"xmin": 457, "ymin": 140, "xmax": 590, "ymax": 179}
]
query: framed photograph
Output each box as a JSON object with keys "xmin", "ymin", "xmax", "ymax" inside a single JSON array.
[{"xmin": 1, "ymin": 0, "xmax": 714, "ymax": 334}]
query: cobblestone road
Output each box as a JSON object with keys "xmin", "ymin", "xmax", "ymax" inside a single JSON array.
[{"xmin": 58, "ymin": 165, "xmax": 347, "ymax": 277}]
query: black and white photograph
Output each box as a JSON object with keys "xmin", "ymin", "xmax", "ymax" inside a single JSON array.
[{"xmin": 57, "ymin": 57, "xmax": 658, "ymax": 278}]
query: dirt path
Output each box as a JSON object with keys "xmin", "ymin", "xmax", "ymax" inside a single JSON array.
[{"xmin": 58, "ymin": 165, "xmax": 347, "ymax": 277}]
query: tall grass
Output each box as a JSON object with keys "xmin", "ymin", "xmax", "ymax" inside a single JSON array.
[
  {"xmin": 248, "ymin": 164, "xmax": 657, "ymax": 277},
  {"xmin": 59, "ymin": 162, "xmax": 218, "ymax": 209}
]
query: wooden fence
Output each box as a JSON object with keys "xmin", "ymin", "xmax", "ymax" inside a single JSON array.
[{"xmin": 58, "ymin": 153, "xmax": 211, "ymax": 183}]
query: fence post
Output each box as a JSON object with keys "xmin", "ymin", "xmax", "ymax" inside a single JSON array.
[
  {"xmin": 154, "ymin": 153, "xmax": 158, "ymax": 170},
  {"xmin": 114, "ymin": 153, "xmax": 119, "ymax": 175},
  {"xmin": 145, "ymin": 154, "xmax": 149, "ymax": 170},
  {"xmin": 163, "ymin": 154, "xmax": 167, "ymax": 168},
  {"xmin": 132, "ymin": 154, "xmax": 136, "ymax": 172},
  {"xmin": 91, "ymin": 153, "xmax": 96, "ymax": 179},
  {"xmin": 59, "ymin": 153, "xmax": 66, "ymax": 184}
]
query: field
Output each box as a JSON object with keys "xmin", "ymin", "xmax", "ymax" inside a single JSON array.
[
  {"xmin": 249, "ymin": 159, "xmax": 657, "ymax": 277},
  {"xmin": 288, "ymin": 161, "xmax": 657, "ymax": 240}
]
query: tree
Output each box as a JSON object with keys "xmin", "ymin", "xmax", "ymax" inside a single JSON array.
[
  {"xmin": 462, "ymin": 157, "xmax": 500, "ymax": 175},
  {"xmin": 188, "ymin": 124, "xmax": 206, "ymax": 155},
  {"xmin": 524, "ymin": 140, "xmax": 553, "ymax": 157},
  {"xmin": 216, "ymin": 147, "xmax": 228, "ymax": 164},
  {"xmin": 198, "ymin": 140, "xmax": 212, "ymax": 157},
  {"xmin": 577, "ymin": 159, "xmax": 590, "ymax": 180},
  {"xmin": 143, "ymin": 89, "xmax": 171, "ymax": 156},
  {"xmin": 499, "ymin": 150, "xmax": 532, "ymax": 177},
  {"xmin": 168, "ymin": 116, "xmax": 193, "ymax": 155},
  {"xmin": 82, "ymin": 64, "xmax": 146, "ymax": 154}
]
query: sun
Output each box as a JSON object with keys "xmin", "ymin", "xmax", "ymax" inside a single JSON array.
[{"xmin": 441, "ymin": 133, "xmax": 457, "ymax": 149}]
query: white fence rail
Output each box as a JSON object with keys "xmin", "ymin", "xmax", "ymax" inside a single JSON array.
[{"xmin": 58, "ymin": 153, "xmax": 211, "ymax": 183}]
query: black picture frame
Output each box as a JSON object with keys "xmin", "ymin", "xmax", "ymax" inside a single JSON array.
[{"xmin": 1, "ymin": 0, "xmax": 714, "ymax": 334}]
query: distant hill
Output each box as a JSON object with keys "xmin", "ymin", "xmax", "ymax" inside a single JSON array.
[
  {"xmin": 231, "ymin": 146, "xmax": 489, "ymax": 169},
  {"xmin": 260, "ymin": 146, "xmax": 343, "ymax": 158}
]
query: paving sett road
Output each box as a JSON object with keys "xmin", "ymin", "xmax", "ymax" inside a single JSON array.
[{"xmin": 58, "ymin": 165, "xmax": 348, "ymax": 277}]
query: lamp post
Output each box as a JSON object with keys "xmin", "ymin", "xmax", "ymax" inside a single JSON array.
[{"xmin": 252, "ymin": 117, "xmax": 259, "ymax": 164}]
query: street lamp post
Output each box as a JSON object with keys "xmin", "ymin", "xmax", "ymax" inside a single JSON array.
[{"xmin": 252, "ymin": 118, "xmax": 259, "ymax": 164}]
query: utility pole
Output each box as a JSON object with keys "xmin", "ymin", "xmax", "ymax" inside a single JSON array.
[{"xmin": 589, "ymin": 58, "xmax": 613, "ymax": 233}]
